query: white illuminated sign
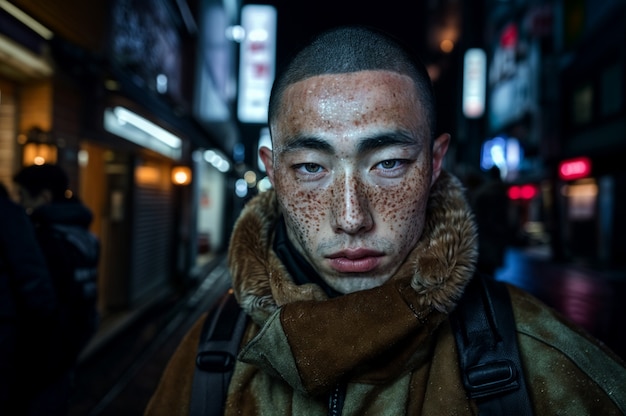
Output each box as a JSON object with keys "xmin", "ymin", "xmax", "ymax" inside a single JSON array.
[
  {"xmin": 237, "ymin": 4, "xmax": 277, "ymax": 123},
  {"xmin": 462, "ymin": 48, "xmax": 487, "ymax": 118},
  {"xmin": 104, "ymin": 106, "xmax": 182, "ymax": 160}
]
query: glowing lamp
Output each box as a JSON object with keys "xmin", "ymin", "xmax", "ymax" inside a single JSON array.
[
  {"xmin": 559, "ymin": 157, "xmax": 591, "ymax": 181},
  {"xmin": 171, "ymin": 166, "xmax": 192, "ymax": 185},
  {"xmin": 22, "ymin": 142, "xmax": 58, "ymax": 166}
]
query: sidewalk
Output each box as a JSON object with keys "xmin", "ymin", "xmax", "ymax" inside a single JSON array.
[
  {"xmin": 69, "ymin": 255, "xmax": 232, "ymax": 416},
  {"xmin": 495, "ymin": 245, "xmax": 626, "ymax": 361}
]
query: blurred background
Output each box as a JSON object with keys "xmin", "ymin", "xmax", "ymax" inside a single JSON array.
[{"xmin": 1, "ymin": 0, "xmax": 625, "ymax": 414}]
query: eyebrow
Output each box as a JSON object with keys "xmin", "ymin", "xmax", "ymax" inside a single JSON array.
[
  {"xmin": 282, "ymin": 136, "xmax": 333, "ymax": 153},
  {"xmin": 356, "ymin": 132, "xmax": 418, "ymax": 154},
  {"xmin": 280, "ymin": 131, "xmax": 419, "ymax": 155}
]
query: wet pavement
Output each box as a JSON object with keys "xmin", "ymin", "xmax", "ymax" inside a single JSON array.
[
  {"xmin": 496, "ymin": 245, "xmax": 626, "ymax": 361},
  {"xmin": 69, "ymin": 257, "xmax": 232, "ymax": 416},
  {"xmin": 68, "ymin": 246, "xmax": 626, "ymax": 415}
]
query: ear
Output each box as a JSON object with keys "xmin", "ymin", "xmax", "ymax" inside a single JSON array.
[
  {"xmin": 431, "ymin": 133, "xmax": 450, "ymax": 185},
  {"xmin": 259, "ymin": 146, "xmax": 275, "ymax": 186}
]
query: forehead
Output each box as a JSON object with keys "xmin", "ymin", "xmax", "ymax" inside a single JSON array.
[{"xmin": 272, "ymin": 70, "xmax": 425, "ymax": 144}]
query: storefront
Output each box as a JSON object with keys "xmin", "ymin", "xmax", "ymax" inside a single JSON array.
[
  {"xmin": 0, "ymin": 4, "xmax": 55, "ymax": 190},
  {"xmin": 0, "ymin": 0, "xmax": 242, "ymax": 342},
  {"xmin": 558, "ymin": 1, "xmax": 626, "ymax": 267}
]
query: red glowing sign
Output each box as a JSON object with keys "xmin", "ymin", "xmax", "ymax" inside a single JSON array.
[
  {"xmin": 559, "ymin": 157, "xmax": 591, "ymax": 180},
  {"xmin": 508, "ymin": 184, "xmax": 538, "ymax": 200},
  {"xmin": 500, "ymin": 23, "xmax": 518, "ymax": 48}
]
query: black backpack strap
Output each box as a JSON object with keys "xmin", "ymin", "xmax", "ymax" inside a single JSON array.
[
  {"xmin": 450, "ymin": 274, "xmax": 534, "ymax": 415},
  {"xmin": 190, "ymin": 289, "xmax": 248, "ymax": 416}
]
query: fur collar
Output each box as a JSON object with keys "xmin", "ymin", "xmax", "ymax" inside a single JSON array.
[{"xmin": 228, "ymin": 170, "xmax": 478, "ymax": 325}]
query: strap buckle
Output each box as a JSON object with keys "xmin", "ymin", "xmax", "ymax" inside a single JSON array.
[
  {"xmin": 464, "ymin": 359, "xmax": 520, "ymax": 399},
  {"xmin": 196, "ymin": 351, "xmax": 236, "ymax": 372}
]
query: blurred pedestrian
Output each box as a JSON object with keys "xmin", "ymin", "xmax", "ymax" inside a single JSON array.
[
  {"xmin": 13, "ymin": 164, "xmax": 100, "ymax": 414},
  {"xmin": 0, "ymin": 182, "xmax": 59, "ymax": 414},
  {"xmin": 458, "ymin": 165, "xmax": 486, "ymax": 197},
  {"xmin": 469, "ymin": 166, "xmax": 513, "ymax": 276}
]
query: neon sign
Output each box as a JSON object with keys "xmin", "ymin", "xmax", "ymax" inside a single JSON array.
[{"xmin": 559, "ymin": 157, "xmax": 591, "ymax": 180}]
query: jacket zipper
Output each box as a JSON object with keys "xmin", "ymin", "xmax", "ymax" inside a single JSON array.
[{"xmin": 327, "ymin": 383, "xmax": 346, "ymax": 416}]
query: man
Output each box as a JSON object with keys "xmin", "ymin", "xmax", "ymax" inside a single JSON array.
[
  {"xmin": 146, "ymin": 26, "xmax": 626, "ymax": 415},
  {"xmin": 13, "ymin": 163, "xmax": 99, "ymax": 414}
]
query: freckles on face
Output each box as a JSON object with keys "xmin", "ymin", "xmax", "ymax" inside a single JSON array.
[
  {"xmin": 272, "ymin": 70, "xmax": 433, "ymax": 283},
  {"xmin": 275, "ymin": 180, "xmax": 326, "ymax": 242},
  {"xmin": 274, "ymin": 71, "xmax": 423, "ymax": 140},
  {"xmin": 275, "ymin": 159, "xmax": 431, "ymax": 262},
  {"xmin": 368, "ymin": 168, "xmax": 430, "ymax": 239}
]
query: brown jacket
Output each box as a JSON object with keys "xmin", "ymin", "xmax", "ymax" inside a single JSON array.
[{"xmin": 146, "ymin": 172, "xmax": 626, "ymax": 415}]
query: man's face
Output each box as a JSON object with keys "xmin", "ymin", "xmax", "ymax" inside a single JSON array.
[{"xmin": 260, "ymin": 70, "xmax": 449, "ymax": 294}]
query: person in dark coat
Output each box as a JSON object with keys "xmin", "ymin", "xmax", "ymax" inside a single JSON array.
[
  {"xmin": 0, "ymin": 182, "xmax": 59, "ymax": 414},
  {"xmin": 13, "ymin": 164, "xmax": 100, "ymax": 415},
  {"xmin": 468, "ymin": 166, "xmax": 514, "ymax": 276}
]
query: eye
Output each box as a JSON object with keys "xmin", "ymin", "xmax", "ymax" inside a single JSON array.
[
  {"xmin": 292, "ymin": 163, "xmax": 327, "ymax": 181},
  {"xmin": 296, "ymin": 163, "xmax": 323, "ymax": 173},
  {"xmin": 379, "ymin": 160, "xmax": 400, "ymax": 170},
  {"xmin": 376, "ymin": 159, "xmax": 408, "ymax": 170},
  {"xmin": 372, "ymin": 159, "xmax": 412, "ymax": 178}
]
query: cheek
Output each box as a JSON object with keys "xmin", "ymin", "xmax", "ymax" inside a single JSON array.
[
  {"xmin": 366, "ymin": 172, "xmax": 430, "ymax": 234},
  {"xmin": 274, "ymin": 174, "xmax": 328, "ymax": 241}
]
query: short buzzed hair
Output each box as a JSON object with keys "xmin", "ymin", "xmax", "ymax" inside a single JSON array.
[{"xmin": 268, "ymin": 25, "xmax": 437, "ymax": 143}]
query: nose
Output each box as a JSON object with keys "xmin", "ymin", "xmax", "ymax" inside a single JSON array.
[{"xmin": 330, "ymin": 173, "xmax": 374, "ymax": 235}]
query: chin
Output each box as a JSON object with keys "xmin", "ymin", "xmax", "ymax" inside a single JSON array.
[{"xmin": 326, "ymin": 275, "xmax": 391, "ymax": 294}]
